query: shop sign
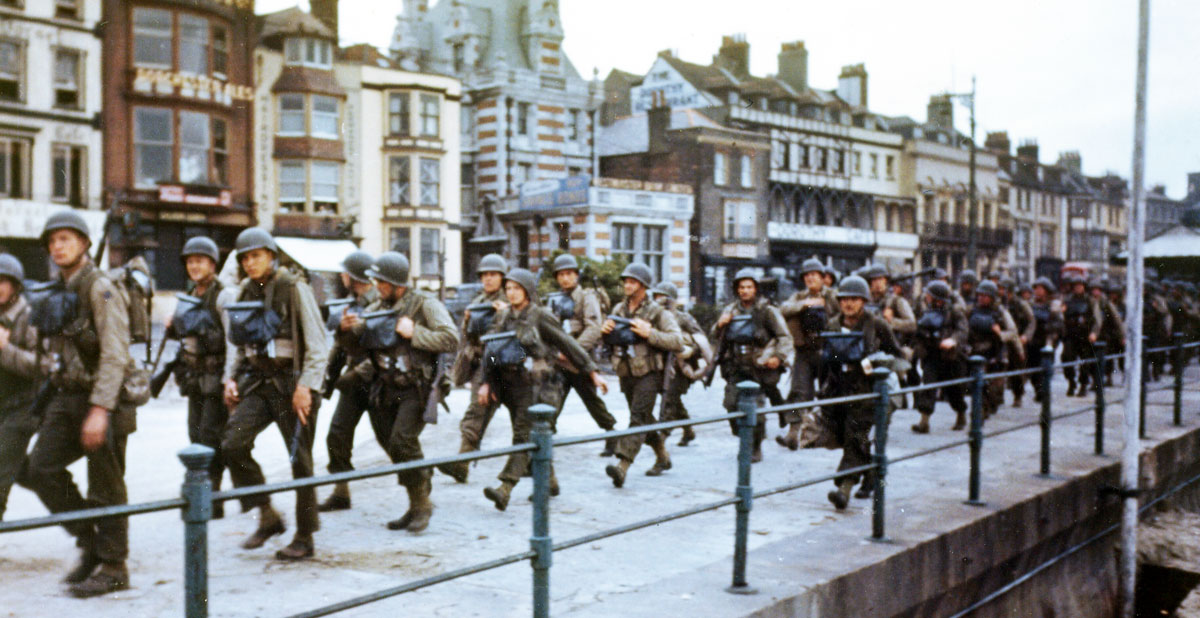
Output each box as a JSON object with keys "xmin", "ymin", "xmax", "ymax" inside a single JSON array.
[
  {"xmin": 132, "ymin": 68, "xmax": 254, "ymax": 106},
  {"xmin": 519, "ymin": 175, "xmax": 590, "ymax": 211},
  {"xmin": 158, "ymin": 185, "xmax": 233, "ymax": 207},
  {"xmin": 767, "ymin": 221, "xmax": 874, "ymax": 246}
]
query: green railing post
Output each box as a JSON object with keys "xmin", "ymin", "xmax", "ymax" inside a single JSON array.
[
  {"xmin": 871, "ymin": 367, "xmax": 892, "ymax": 539},
  {"xmin": 1039, "ymin": 346, "xmax": 1054, "ymax": 477},
  {"xmin": 727, "ymin": 380, "xmax": 759, "ymax": 595},
  {"xmin": 1173, "ymin": 332, "xmax": 1185, "ymax": 426},
  {"xmin": 1093, "ymin": 341, "xmax": 1107, "ymax": 455},
  {"xmin": 1141, "ymin": 336, "xmax": 1149, "ymax": 438},
  {"xmin": 179, "ymin": 444, "xmax": 215, "ymax": 618},
  {"xmin": 528, "ymin": 403, "xmax": 555, "ymax": 618},
  {"xmin": 967, "ymin": 356, "xmax": 987, "ymax": 504}
]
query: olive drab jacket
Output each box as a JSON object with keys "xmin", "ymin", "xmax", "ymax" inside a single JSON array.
[
  {"xmin": 560, "ymin": 285, "xmax": 606, "ymax": 352},
  {"xmin": 611, "ymin": 296, "xmax": 686, "ymax": 378},
  {"xmin": 480, "ymin": 302, "xmax": 597, "ymax": 391},
  {"xmin": 450, "ymin": 286, "xmax": 504, "ymax": 386},
  {"xmin": 353, "ymin": 288, "xmax": 459, "ymax": 386},
  {"xmin": 913, "ymin": 302, "xmax": 969, "ymax": 362},
  {"xmin": 0, "ymin": 295, "xmax": 42, "ymax": 405},
  {"xmin": 225, "ymin": 268, "xmax": 329, "ymax": 392},
  {"xmin": 966, "ymin": 303, "xmax": 1018, "ymax": 361},
  {"xmin": 780, "ymin": 287, "xmax": 838, "ymax": 349},
  {"xmin": 1030, "ymin": 299, "xmax": 1065, "ymax": 348},
  {"xmin": 1061, "ymin": 293, "xmax": 1103, "ymax": 341},
  {"xmin": 713, "ymin": 296, "xmax": 793, "ymax": 369}
]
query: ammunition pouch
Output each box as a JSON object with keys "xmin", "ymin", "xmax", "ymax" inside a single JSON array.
[
  {"xmin": 482, "ymin": 331, "xmax": 528, "ymax": 373},
  {"xmin": 227, "ymin": 301, "xmax": 282, "ymax": 346},
  {"xmin": 603, "ymin": 315, "xmax": 642, "ymax": 347},
  {"xmin": 466, "ymin": 303, "xmax": 497, "ymax": 338},
  {"xmin": 360, "ymin": 310, "xmax": 400, "ymax": 351}
]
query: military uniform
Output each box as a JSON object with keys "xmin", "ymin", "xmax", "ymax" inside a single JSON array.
[
  {"xmin": 438, "ymin": 284, "xmax": 504, "ymax": 482},
  {"xmin": 1145, "ymin": 284, "xmax": 1171, "ymax": 381},
  {"xmin": 1095, "ymin": 289, "xmax": 1125, "ymax": 385},
  {"xmin": 779, "ymin": 277, "xmax": 839, "ymax": 431},
  {"xmin": 1060, "ymin": 283, "xmax": 1103, "ymax": 395},
  {"xmin": 652, "ymin": 282, "xmax": 709, "ymax": 447},
  {"xmin": 714, "ymin": 289, "xmax": 792, "ymax": 459},
  {"xmin": 1004, "ymin": 293, "xmax": 1035, "ymax": 406},
  {"xmin": 966, "ymin": 286, "xmax": 1018, "ymax": 417},
  {"xmin": 911, "ymin": 284, "xmax": 969, "ymax": 432},
  {"xmin": 1028, "ymin": 291, "xmax": 1064, "ymax": 400},
  {"xmin": 548, "ymin": 282, "xmax": 617, "ymax": 435},
  {"xmin": 0, "ymin": 285, "xmax": 41, "ymax": 520}
]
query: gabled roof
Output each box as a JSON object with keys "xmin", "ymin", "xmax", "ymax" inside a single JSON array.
[
  {"xmin": 259, "ymin": 7, "xmax": 336, "ymax": 42},
  {"xmin": 596, "ymin": 108, "xmax": 724, "ymax": 156}
]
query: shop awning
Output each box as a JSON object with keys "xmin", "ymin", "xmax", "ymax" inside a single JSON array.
[
  {"xmin": 275, "ymin": 236, "xmax": 360, "ymax": 273},
  {"xmin": 1115, "ymin": 225, "xmax": 1200, "ymax": 261}
]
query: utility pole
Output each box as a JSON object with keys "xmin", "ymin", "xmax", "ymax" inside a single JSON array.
[
  {"xmin": 1120, "ymin": 1, "xmax": 1151, "ymax": 616},
  {"xmin": 950, "ymin": 77, "xmax": 978, "ymax": 271}
]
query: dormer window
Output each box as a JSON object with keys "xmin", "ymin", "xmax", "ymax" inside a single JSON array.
[{"xmin": 285, "ymin": 37, "xmax": 332, "ymax": 69}]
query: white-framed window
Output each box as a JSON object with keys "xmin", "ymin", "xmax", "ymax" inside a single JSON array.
[
  {"xmin": 278, "ymin": 160, "xmax": 306, "ymax": 212},
  {"xmin": 723, "ymin": 199, "xmax": 756, "ymax": 240},
  {"xmin": 1015, "ymin": 225, "xmax": 1030, "ymax": 259},
  {"xmin": 389, "ymin": 155, "xmax": 411, "ymax": 205},
  {"xmin": 516, "ymin": 102, "xmax": 530, "ymax": 136},
  {"xmin": 389, "ymin": 92, "xmax": 410, "ymax": 136},
  {"xmin": 568, "ymin": 108, "xmax": 581, "ymax": 140},
  {"xmin": 52, "ymin": 144, "xmax": 86, "ymax": 206},
  {"xmin": 869, "ymin": 153, "xmax": 879, "ymax": 179},
  {"xmin": 178, "ymin": 110, "xmax": 209, "ymax": 184},
  {"xmin": 740, "ymin": 154, "xmax": 753, "ymax": 188},
  {"xmin": 278, "ymin": 93, "xmax": 305, "ymax": 135},
  {"xmin": 813, "ymin": 147, "xmax": 826, "ymax": 171},
  {"xmin": 419, "ymin": 93, "xmax": 439, "ymax": 137},
  {"xmin": 0, "ymin": 136, "xmax": 31, "ymax": 198},
  {"xmin": 133, "ymin": 8, "xmax": 172, "ymax": 69},
  {"xmin": 285, "ymin": 37, "xmax": 332, "ymax": 69},
  {"xmin": 134, "ymin": 107, "xmax": 172, "ymax": 188},
  {"xmin": 55, "ymin": 0, "xmax": 80, "ymax": 20},
  {"xmin": 278, "ymin": 160, "xmax": 340, "ymax": 213},
  {"xmin": 714, "ymin": 152, "xmax": 727, "ymax": 185},
  {"xmin": 420, "ymin": 227, "xmax": 440, "ymax": 276},
  {"xmin": 419, "ymin": 158, "xmax": 439, "ymax": 206},
  {"xmin": 178, "ymin": 14, "xmax": 208, "ymax": 75},
  {"xmin": 311, "ymin": 95, "xmax": 339, "ymax": 138},
  {"xmin": 612, "ymin": 223, "xmax": 666, "ymax": 283},
  {"xmin": 461, "ymin": 106, "xmax": 474, "ymax": 136},
  {"xmin": 53, "ymin": 48, "xmax": 82, "ymax": 109},
  {"xmin": 311, "ymin": 161, "xmax": 339, "ymax": 213},
  {"xmin": 0, "ymin": 39, "xmax": 22, "ymax": 101},
  {"xmin": 885, "ymin": 155, "xmax": 895, "ymax": 180},
  {"xmin": 852, "ymin": 151, "xmax": 862, "ymax": 176},
  {"xmin": 389, "ymin": 226, "xmax": 412, "ymax": 258}
]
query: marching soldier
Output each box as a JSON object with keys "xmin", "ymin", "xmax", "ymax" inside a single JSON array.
[
  {"xmin": 958, "ymin": 269, "xmax": 979, "ymax": 311},
  {"xmin": 865, "ymin": 264, "xmax": 916, "ymax": 378},
  {"xmin": 1145, "ymin": 281, "xmax": 1172, "ymax": 382},
  {"xmin": 822, "ymin": 265, "xmax": 840, "ymax": 289},
  {"xmin": 1059, "ymin": 273, "xmax": 1103, "ymax": 397},
  {"xmin": 318, "ymin": 251, "xmax": 379, "ymax": 511},
  {"xmin": 478, "ymin": 268, "xmax": 607, "ymax": 510},
  {"xmin": 168, "ymin": 237, "xmax": 237, "ymax": 518},
  {"xmin": 600, "ymin": 263, "xmax": 686, "ymax": 487},
  {"xmin": 354, "ymin": 252, "xmax": 458, "ymax": 532},
  {"xmin": 21, "ymin": 212, "xmax": 135, "ymax": 596},
  {"xmin": 1166, "ymin": 281, "xmax": 1200, "ymax": 374},
  {"xmin": 436, "ymin": 253, "xmax": 507, "ymax": 484},
  {"xmin": 0, "ymin": 253, "xmax": 42, "ymax": 521},
  {"xmin": 711, "ymin": 268, "xmax": 792, "ymax": 462},
  {"xmin": 221, "ymin": 228, "xmax": 329, "ymax": 560},
  {"xmin": 1029, "ymin": 277, "xmax": 1064, "ymax": 401},
  {"xmin": 966, "ymin": 281, "xmax": 1017, "ymax": 418},
  {"xmin": 546, "ymin": 254, "xmax": 619, "ymax": 455},
  {"xmin": 911, "ymin": 280, "xmax": 969, "ymax": 433},
  {"xmin": 651, "ymin": 281, "xmax": 710, "ymax": 447},
  {"xmin": 1092, "ymin": 278, "xmax": 1125, "ymax": 387},
  {"xmin": 821, "ymin": 275, "xmax": 902, "ymax": 509},
  {"xmin": 1106, "ymin": 281, "xmax": 1127, "ymax": 382},
  {"xmin": 1000, "ymin": 277, "xmax": 1034, "ymax": 407},
  {"xmin": 777, "ymin": 258, "xmax": 838, "ymax": 449},
  {"xmin": 1017, "ymin": 282, "xmax": 1034, "ymax": 304}
]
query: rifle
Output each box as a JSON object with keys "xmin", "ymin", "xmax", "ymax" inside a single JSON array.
[
  {"xmin": 658, "ymin": 351, "xmax": 676, "ymax": 418},
  {"xmin": 702, "ymin": 323, "xmax": 729, "ymax": 388},
  {"xmin": 423, "ymin": 353, "xmax": 451, "ymax": 424},
  {"xmin": 149, "ymin": 337, "xmax": 180, "ymax": 399},
  {"xmin": 890, "ymin": 267, "xmax": 938, "ymax": 284},
  {"xmin": 321, "ymin": 346, "xmax": 347, "ymax": 400}
]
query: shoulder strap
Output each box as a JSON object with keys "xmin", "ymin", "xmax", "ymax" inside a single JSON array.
[{"xmin": 289, "ymin": 284, "xmax": 301, "ymax": 376}]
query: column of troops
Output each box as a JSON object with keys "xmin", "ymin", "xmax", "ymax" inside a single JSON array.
[{"xmin": 1, "ymin": 213, "xmax": 1198, "ymax": 598}]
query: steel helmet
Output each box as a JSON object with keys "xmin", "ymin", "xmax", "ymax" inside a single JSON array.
[
  {"xmin": 621, "ymin": 262, "xmax": 654, "ymax": 288},
  {"xmin": 1017, "ymin": 282, "xmax": 1033, "ymax": 296},
  {"xmin": 862, "ymin": 263, "xmax": 890, "ymax": 281},
  {"xmin": 801, "ymin": 258, "xmax": 825, "ymax": 276},
  {"xmin": 476, "ymin": 253, "xmax": 507, "ymax": 275},
  {"xmin": 732, "ymin": 267, "xmax": 759, "ymax": 287},
  {"xmin": 181, "ymin": 236, "xmax": 220, "ymax": 264},
  {"xmin": 824, "ymin": 265, "xmax": 841, "ymax": 285},
  {"xmin": 366, "ymin": 251, "xmax": 410, "ymax": 287},
  {"xmin": 999, "ymin": 276, "xmax": 1016, "ymax": 291},
  {"xmin": 504, "ymin": 268, "xmax": 539, "ymax": 304},
  {"xmin": 959, "ymin": 269, "xmax": 979, "ymax": 286},
  {"xmin": 235, "ymin": 227, "xmax": 278, "ymax": 257},
  {"xmin": 1033, "ymin": 276, "xmax": 1057, "ymax": 294},
  {"xmin": 0, "ymin": 253, "xmax": 24, "ymax": 286},
  {"xmin": 652, "ymin": 281, "xmax": 679, "ymax": 301},
  {"xmin": 933, "ymin": 267, "xmax": 949, "ymax": 281},
  {"xmin": 925, "ymin": 280, "xmax": 952, "ymax": 302},
  {"xmin": 340, "ymin": 250, "xmax": 374, "ymax": 283},
  {"xmin": 552, "ymin": 253, "xmax": 580, "ymax": 274},
  {"xmin": 837, "ymin": 275, "xmax": 870, "ymax": 300},
  {"xmin": 976, "ymin": 280, "xmax": 999, "ymax": 299},
  {"xmin": 41, "ymin": 210, "xmax": 91, "ymax": 246}
]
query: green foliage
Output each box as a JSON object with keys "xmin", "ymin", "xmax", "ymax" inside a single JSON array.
[
  {"xmin": 537, "ymin": 250, "xmax": 629, "ymax": 308},
  {"xmin": 689, "ymin": 301, "xmax": 722, "ymax": 334}
]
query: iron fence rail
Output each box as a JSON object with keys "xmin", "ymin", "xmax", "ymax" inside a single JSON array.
[{"xmin": 1, "ymin": 339, "xmax": 1199, "ymax": 617}]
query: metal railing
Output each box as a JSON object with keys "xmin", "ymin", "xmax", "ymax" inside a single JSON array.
[{"xmin": 2, "ymin": 337, "xmax": 1200, "ymax": 617}]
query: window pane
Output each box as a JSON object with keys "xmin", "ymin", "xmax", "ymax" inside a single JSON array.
[
  {"xmin": 279, "ymin": 161, "xmax": 306, "ymax": 210},
  {"xmin": 740, "ymin": 154, "xmax": 752, "ymax": 187},
  {"xmin": 134, "ymin": 108, "xmax": 172, "ymax": 187},
  {"xmin": 133, "ymin": 8, "xmax": 172, "ymax": 68},
  {"xmin": 419, "ymin": 158, "xmax": 439, "ymax": 206},
  {"xmin": 390, "ymin": 227, "xmax": 411, "ymax": 256},
  {"xmin": 52, "ymin": 146, "xmax": 68, "ymax": 200},
  {"xmin": 179, "ymin": 111, "xmax": 209, "ymax": 184},
  {"xmin": 389, "ymin": 92, "xmax": 410, "ymax": 135},
  {"xmin": 389, "ymin": 156, "xmax": 410, "ymax": 205},
  {"xmin": 211, "ymin": 118, "xmax": 227, "ymax": 185},
  {"xmin": 54, "ymin": 50, "xmax": 80, "ymax": 108},
  {"xmin": 279, "ymin": 94, "xmax": 305, "ymax": 133},
  {"xmin": 420, "ymin": 94, "xmax": 439, "ymax": 136},
  {"xmin": 211, "ymin": 26, "xmax": 228, "ymax": 76},
  {"xmin": 311, "ymin": 95, "xmax": 338, "ymax": 137},
  {"xmin": 179, "ymin": 15, "xmax": 208, "ymax": 75},
  {"xmin": 0, "ymin": 41, "xmax": 20, "ymax": 100},
  {"xmin": 420, "ymin": 228, "xmax": 440, "ymax": 275},
  {"xmin": 311, "ymin": 161, "xmax": 339, "ymax": 201},
  {"xmin": 714, "ymin": 152, "xmax": 726, "ymax": 185}
]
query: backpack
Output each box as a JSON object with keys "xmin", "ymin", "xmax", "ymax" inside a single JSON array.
[
  {"xmin": 104, "ymin": 256, "xmax": 154, "ymax": 345},
  {"xmin": 589, "ymin": 286, "xmax": 611, "ymax": 316}
]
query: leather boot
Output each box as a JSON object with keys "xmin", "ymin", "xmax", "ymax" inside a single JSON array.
[
  {"xmin": 241, "ymin": 504, "xmax": 285, "ymax": 549},
  {"xmin": 678, "ymin": 426, "xmax": 696, "ymax": 447},
  {"xmin": 69, "ymin": 562, "xmax": 129, "ymax": 598},
  {"xmin": 63, "ymin": 550, "xmax": 101, "ymax": 584},
  {"xmin": 484, "ymin": 480, "xmax": 515, "ymax": 511},
  {"xmin": 318, "ymin": 482, "xmax": 352, "ymax": 512},
  {"xmin": 436, "ymin": 438, "xmax": 474, "ymax": 483},
  {"xmin": 275, "ymin": 534, "xmax": 314, "ymax": 561},
  {"xmin": 951, "ymin": 410, "xmax": 967, "ymax": 431},
  {"xmin": 855, "ymin": 473, "xmax": 874, "ymax": 499},
  {"xmin": 827, "ymin": 480, "xmax": 854, "ymax": 511},
  {"xmin": 605, "ymin": 458, "xmax": 631, "ymax": 488},
  {"xmin": 599, "ymin": 437, "xmax": 618, "ymax": 457},
  {"xmin": 404, "ymin": 480, "xmax": 433, "ymax": 533},
  {"xmin": 645, "ymin": 442, "xmax": 672, "ymax": 476},
  {"xmin": 775, "ymin": 424, "xmax": 800, "ymax": 450},
  {"xmin": 911, "ymin": 412, "xmax": 931, "ymax": 434},
  {"xmin": 549, "ymin": 465, "xmax": 560, "ymax": 497},
  {"xmin": 1066, "ymin": 382, "xmax": 1076, "ymax": 397}
]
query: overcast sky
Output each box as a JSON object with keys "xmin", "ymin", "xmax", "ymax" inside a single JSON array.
[{"xmin": 258, "ymin": 0, "xmax": 1199, "ymax": 199}]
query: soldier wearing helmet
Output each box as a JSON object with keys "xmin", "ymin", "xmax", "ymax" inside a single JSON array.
[
  {"xmin": 316, "ymin": 250, "xmax": 380, "ymax": 511},
  {"xmin": 436, "ymin": 253, "xmax": 509, "ymax": 484},
  {"xmin": 600, "ymin": 262, "xmax": 686, "ymax": 487},
  {"xmin": 911, "ymin": 280, "xmax": 969, "ymax": 434},
  {"xmin": 1090, "ymin": 278, "xmax": 1125, "ymax": 387},
  {"xmin": 219, "ymin": 227, "xmax": 330, "ymax": 561},
  {"xmin": 1165, "ymin": 281, "xmax": 1200, "ymax": 376},
  {"xmin": 650, "ymin": 281, "xmax": 711, "ymax": 447},
  {"xmin": 165, "ymin": 237, "xmax": 239, "ymax": 518},
  {"xmin": 350, "ymin": 251, "xmax": 459, "ymax": 533},
  {"xmin": 958, "ymin": 270, "xmax": 980, "ymax": 311},
  {"xmin": 1144, "ymin": 281, "xmax": 1172, "ymax": 381},
  {"xmin": 477, "ymin": 268, "xmax": 607, "ymax": 511},
  {"xmin": 1027, "ymin": 277, "xmax": 1064, "ymax": 400},
  {"xmin": 819, "ymin": 275, "xmax": 902, "ymax": 510},
  {"xmin": 998, "ymin": 277, "xmax": 1035, "ymax": 408},
  {"xmin": 1058, "ymin": 272, "xmax": 1103, "ymax": 397},
  {"xmin": 0, "ymin": 253, "xmax": 43, "ymax": 524},
  {"xmin": 776, "ymin": 258, "xmax": 839, "ymax": 449},
  {"xmin": 967, "ymin": 281, "xmax": 1018, "ymax": 419},
  {"xmin": 544, "ymin": 253, "xmax": 619, "ymax": 456},
  {"xmin": 711, "ymin": 268, "xmax": 792, "ymax": 462}
]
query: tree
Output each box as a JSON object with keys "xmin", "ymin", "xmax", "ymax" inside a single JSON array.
[{"xmin": 538, "ymin": 250, "xmax": 628, "ymax": 309}]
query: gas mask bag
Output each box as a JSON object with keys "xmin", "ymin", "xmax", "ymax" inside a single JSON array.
[
  {"xmin": 466, "ymin": 303, "xmax": 497, "ymax": 338},
  {"xmin": 359, "ymin": 310, "xmax": 401, "ymax": 351},
  {"xmin": 173, "ymin": 293, "xmax": 217, "ymax": 338},
  {"xmin": 726, "ymin": 314, "xmax": 758, "ymax": 345},
  {"xmin": 546, "ymin": 292, "xmax": 576, "ymax": 322},
  {"xmin": 481, "ymin": 330, "xmax": 527, "ymax": 370},
  {"xmin": 822, "ymin": 331, "xmax": 865, "ymax": 366},
  {"xmin": 603, "ymin": 315, "xmax": 641, "ymax": 347},
  {"xmin": 27, "ymin": 280, "xmax": 78, "ymax": 337},
  {"xmin": 226, "ymin": 300, "xmax": 282, "ymax": 346}
]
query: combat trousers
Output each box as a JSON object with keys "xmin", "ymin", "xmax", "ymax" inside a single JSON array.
[
  {"xmin": 914, "ymin": 356, "xmax": 967, "ymax": 416},
  {"xmin": 187, "ymin": 393, "xmax": 227, "ymax": 489},
  {"xmin": 1027, "ymin": 342, "xmax": 1052, "ymax": 398},
  {"xmin": 828, "ymin": 400, "xmax": 874, "ymax": 488},
  {"xmin": 1007, "ymin": 349, "xmax": 1027, "ymax": 401},
  {"xmin": 371, "ymin": 381, "xmax": 431, "ymax": 489},
  {"xmin": 324, "ymin": 386, "xmax": 372, "ymax": 474},
  {"xmin": 659, "ymin": 374, "xmax": 693, "ymax": 428},
  {"xmin": 222, "ymin": 377, "xmax": 320, "ymax": 535},
  {"xmin": 553, "ymin": 367, "xmax": 616, "ymax": 433},
  {"xmin": 491, "ymin": 368, "xmax": 536, "ymax": 485},
  {"xmin": 614, "ymin": 372, "xmax": 664, "ymax": 463},
  {"xmin": 1061, "ymin": 336, "xmax": 1095, "ymax": 389},
  {"xmin": 723, "ymin": 366, "xmax": 780, "ymax": 445},
  {"xmin": 784, "ymin": 347, "xmax": 820, "ymax": 425},
  {"xmin": 982, "ymin": 359, "xmax": 1006, "ymax": 416},
  {"xmin": 0, "ymin": 400, "xmax": 39, "ymax": 520},
  {"xmin": 459, "ymin": 379, "xmax": 501, "ymax": 450},
  {"xmin": 21, "ymin": 392, "xmax": 129, "ymax": 563}
]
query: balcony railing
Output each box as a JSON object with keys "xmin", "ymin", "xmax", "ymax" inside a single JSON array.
[{"xmin": 922, "ymin": 222, "xmax": 1013, "ymax": 248}]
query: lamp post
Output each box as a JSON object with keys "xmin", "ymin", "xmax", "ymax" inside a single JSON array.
[{"xmin": 948, "ymin": 77, "xmax": 978, "ymax": 272}]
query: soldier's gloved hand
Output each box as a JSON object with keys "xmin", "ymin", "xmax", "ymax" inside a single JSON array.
[
  {"xmin": 601, "ymin": 319, "xmax": 615, "ymax": 334},
  {"xmin": 293, "ymin": 386, "xmax": 312, "ymax": 425},
  {"xmin": 590, "ymin": 371, "xmax": 608, "ymax": 395},
  {"xmin": 396, "ymin": 316, "xmax": 415, "ymax": 339},
  {"xmin": 81, "ymin": 406, "xmax": 110, "ymax": 453},
  {"xmin": 339, "ymin": 309, "xmax": 360, "ymax": 332},
  {"xmin": 223, "ymin": 379, "xmax": 240, "ymax": 409},
  {"xmin": 716, "ymin": 311, "xmax": 733, "ymax": 328},
  {"xmin": 631, "ymin": 318, "xmax": 653, "ymax": 339},
  {"xmin": 0, "ymin": 324, "xmax": 8, "ymax": 350}
]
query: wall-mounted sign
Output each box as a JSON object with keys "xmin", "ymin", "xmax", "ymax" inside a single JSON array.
[
  {"xmin": 132, "ymin": 68, "xmax": 254, "ymax": 106},
  {"xmin": 519, "ymin": 175, "xmax": 590, "ymax": 211},
  {"xmin": 158, "ymin": 185, "xmax": 233, "ymax": 207},
  {"xmin": 767, "ymin": 221, "xmax": 874, "ymax": 246}
]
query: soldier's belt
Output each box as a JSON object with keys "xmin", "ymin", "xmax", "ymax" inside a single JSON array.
[{"xmin": 241, "ymin": 339, "xmax": 295, "ymax": 361}]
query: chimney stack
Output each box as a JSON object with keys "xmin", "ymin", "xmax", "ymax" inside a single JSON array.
[
  {"xmin": 1057, "ymin": 150, "xmax": 1081, "ymax": 173},
  {"xmin": 1016, "ymin": 140, "xmax": 1040, "ymax": 163},
  {"xmin": 984, "ymin": 131, "xmax": 1010, "ymax": 154},
  {"xmin": 777, "ymin": 41, "xmax": 808, "ymax": 92},
  {"xmin": 714, "ymin": 34, "xmax": 750, "ymax": 78},
  {"xmin": 926, "ymin": 94, "xmax": 953, "ymax": 130},
  {"xmin": 647, "ymin": 91, "xmax": 672, "ymax": 154},
  {"xmin": 1187, "ymin": 172, "xmax": 1200, "ymax": 201},
  {"xmin": 311, "ymin": 0, "xmax": 339, "ymax": 41},
  {"xmin": 837, "ymin": 63, "xmax": 867, "ymax": 108}
]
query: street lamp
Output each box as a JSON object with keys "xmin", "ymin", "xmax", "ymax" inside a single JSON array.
[{"xmin": 947, "ymin": 76, "xmax": 978, "ymax": 272}]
